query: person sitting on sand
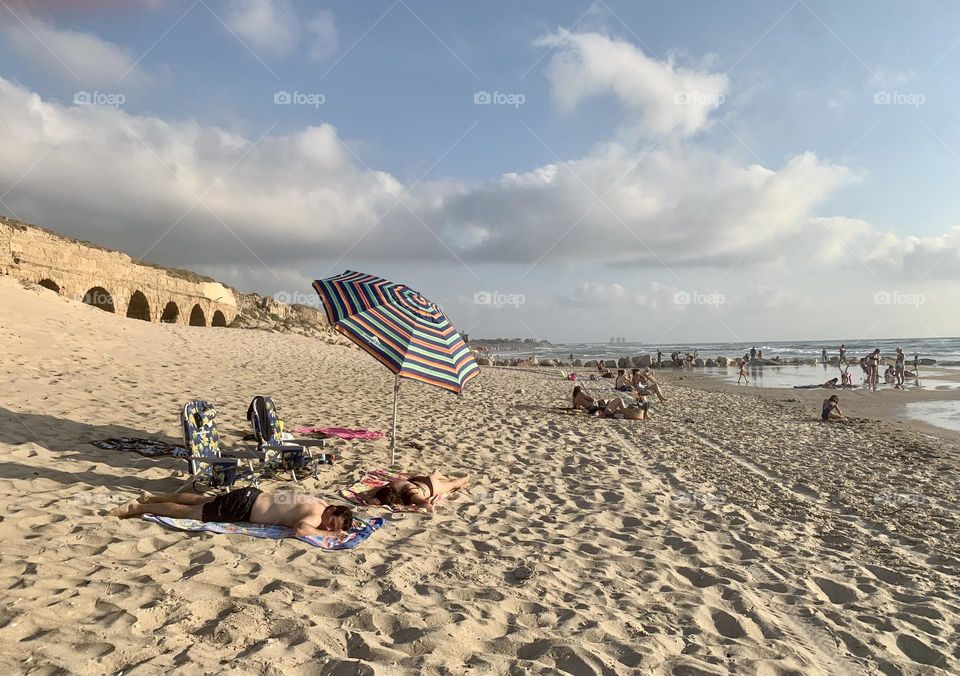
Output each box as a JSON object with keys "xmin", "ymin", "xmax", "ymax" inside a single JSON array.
[
  {"xmin": 358, "ymin": 471, "xmax": 470, "ymax": 512},
  {"xmin": 572, "ymin": 385, "xmax": 607, "ymax": 414},
  {"xmin": 821, "ymin": 395, "xmax": 845, "ymax": 421},
  {"xmin": 614, "ymin": 368, "xmax": 631, "ymax": 391},
  {"xmin": 630, "ymin": 368, "xmax": 668, "ymax": 403},
  {"xmin": 884, "ymin": 366, "xmax": 896, "ymax": 385},
  {"xmin": 112, "ymin": 487, "xmax": 353, "ymax": 536}
]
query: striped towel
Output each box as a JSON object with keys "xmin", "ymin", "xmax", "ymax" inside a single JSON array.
[{"xmin": 142, "ymin": 514, "xmax": 386, "ymax": 550}]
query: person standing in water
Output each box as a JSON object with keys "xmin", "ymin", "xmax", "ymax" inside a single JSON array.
[
  {"xmin": 821, "ymin": 348, "xmax": 828, "ymax": 364},
  {"xmin": 839, "ymin": 344, "xmax": 847, "ymax": 365},
  {"xmin": 867, "ymin": 349, "xmax": 882, "ymax": 390},
  {"xmin": 894, "ymin": 347, "xmax": 906, "ymax": 388},
  {"xmin": 738, "ymin": 358, "xmax": 750, "ymax": 384}
]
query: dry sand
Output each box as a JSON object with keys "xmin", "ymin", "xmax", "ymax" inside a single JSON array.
[{"xmin": 1, "ymin": 276, "xmax": 958, "ymax": 675}]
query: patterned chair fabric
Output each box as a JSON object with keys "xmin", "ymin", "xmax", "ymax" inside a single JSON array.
[{"xmin": 180, "ymin": 400, "xmax": 245, "ymax": 488}]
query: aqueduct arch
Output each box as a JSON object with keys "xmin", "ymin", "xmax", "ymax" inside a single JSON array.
[
  {"xmin": 39, "ymin": 278, "xmax": 60, "ymax": 293},
  {"xmin": 211, "ymin": 310, "xmax": 227, "ymax": 327},
  {"xmin": 83, "ymin": 286, "xmax": 115, "ymax": 313},
  {"xmin": 160, "ymin": 301, "xmax": 180, "ymax": 323},
  {"xmin": 189, "ymin": 304, "xmax": 206, "ymax": 326},
  {"xmin": 126, "ymin": 290, "xmax": 151, "ymax": 321}
]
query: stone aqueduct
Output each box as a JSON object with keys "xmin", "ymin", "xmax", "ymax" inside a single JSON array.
[{"xmin": 0, "ymin": 218, "xmax": 238, "ymax": 327}]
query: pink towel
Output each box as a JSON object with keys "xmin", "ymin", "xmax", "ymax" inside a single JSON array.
[{"xmin": 293, "ymin": 426, "xmax": 384, "ymax": 441}]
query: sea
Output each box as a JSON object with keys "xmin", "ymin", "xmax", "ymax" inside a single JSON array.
[{"xmin": 492, "ymin": 337, "xmax": 960, "ymax": 365}]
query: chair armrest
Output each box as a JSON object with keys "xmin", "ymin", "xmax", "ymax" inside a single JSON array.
[
  {"xmin": 290, "ymin": 438, "xmax": 327, "ymax": 448},
  {"xmin": 189, "ymin": 456, "xmax": 242, "ymax": 465}
]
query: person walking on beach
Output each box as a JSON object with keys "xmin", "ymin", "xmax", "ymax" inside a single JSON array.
[
  {"xmin": 113, "ymin": 488, "xmax": 354, "ymax": 535},
  {"xmin": 738, "ymin": 358, "xmax": 749, "ymax": 384},
  {"xmin": 895, "ymin": 347, "xmax": 906, "ymax": 388},
  {"xmin": 657, "ymin": 349, "xmax": 663, "ymax": 367}
]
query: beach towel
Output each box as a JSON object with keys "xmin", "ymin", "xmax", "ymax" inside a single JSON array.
[
  {"xmin": 292, "ymin": 427, "xmax": 384, "ymax": 441},
  {"xmin": 141, "ymin": 514, "xmax": 386, "ymax": 550},
  {"xmin": 91, "ymin": 437, "xmax": 189, "ymax": 458},
  {"xmin": 340, "ymin": 469, "xmax": 441, "ymax": 512}
]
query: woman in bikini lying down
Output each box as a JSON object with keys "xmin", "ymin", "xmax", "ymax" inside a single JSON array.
[{"xmin": 358, "ymin": 471, "xmax": 470, "ymax": 512}]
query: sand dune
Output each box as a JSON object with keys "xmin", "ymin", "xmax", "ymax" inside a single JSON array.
[{"xmin": 1, "ymin": 276, "xmax": 958, "ymax": 675}]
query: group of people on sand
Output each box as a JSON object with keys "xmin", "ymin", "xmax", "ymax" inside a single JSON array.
[
  {"xmin": 114, "ymin": 471, "xmax": 470, "ymax": 534},
  {"xmin": 571, "ymin": 368, "xmax": 668, "ymax": 421}
]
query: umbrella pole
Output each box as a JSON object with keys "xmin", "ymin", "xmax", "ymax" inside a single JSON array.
[{"xmin": 391, "ymin": 374, "xmax": 400, "ymax": 465}]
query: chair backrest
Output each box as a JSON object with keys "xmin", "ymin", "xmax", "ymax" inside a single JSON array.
[
  {"xmin": 246, "ymin": 395, "xmax": 285, "ymax": 448},
  {"xmin": 181, "ymin": 400, "xmax": 221, "ymax": 475}
]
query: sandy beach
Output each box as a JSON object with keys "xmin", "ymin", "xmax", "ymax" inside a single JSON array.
[{"xmin": 1, "ymin": 276, "xmax": 959, "ymax": 675}]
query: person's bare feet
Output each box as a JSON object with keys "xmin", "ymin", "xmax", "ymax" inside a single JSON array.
[{"xmin": 111, "ymin": 500, "xmax": 143, "ymax": 519}]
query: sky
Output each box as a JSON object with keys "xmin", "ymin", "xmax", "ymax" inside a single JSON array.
[{"xmin": 1, "ymin": 0, "xmax": 959, "ymax": 345}]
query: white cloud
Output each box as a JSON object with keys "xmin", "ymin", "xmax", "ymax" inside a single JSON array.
[
  {"xmin": 307, "ymin": 10, "xmax": 338, "ymax": 61},
  {"xmin": 535, "ymin": 30, "xmax": 729, "ymax": 136},
  {"xmin": 2, "ymin": 16, "xmax": 151, "ymax": 88},
  {"xmin": 861, "ymin": 226, "xmax": 960, "ymax": 278},
  {"xmin": 223, "ymin": 0, "xmax": 300, "ymax": 58},
  {"xmin": 1, "ymin": 27, "xmax": 957, "ymax": 299}
]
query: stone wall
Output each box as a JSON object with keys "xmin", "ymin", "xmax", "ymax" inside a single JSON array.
[{"xmin": 0, "ymin": 216, "xmax": 237, "ymax": 326}]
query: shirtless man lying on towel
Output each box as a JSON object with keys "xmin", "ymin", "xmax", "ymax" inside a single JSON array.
[
  {"xmin": 358, "ymin": 471, "xmax": 470, "ymax": 512},
  {"xmin": 112, "ymin": 487, "xmax": 353, "ymax": 536}
]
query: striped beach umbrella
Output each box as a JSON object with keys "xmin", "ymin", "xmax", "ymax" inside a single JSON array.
[{"xmin": 312, "ymin": 271, "xmax": 480, "ymax": 462}]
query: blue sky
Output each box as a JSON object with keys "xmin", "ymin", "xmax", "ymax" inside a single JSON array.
[{"xmin": 1, "ymin": 0, "xmax": 959, "ymax": 343}]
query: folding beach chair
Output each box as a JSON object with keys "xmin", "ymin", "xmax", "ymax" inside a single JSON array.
[
  {"xmin": 181, "ymin": 400, "xmax": 259, "ymax": 491},
  {"xmin": 246, "ymin": 395, "xmax": 333, "ymax": 483}
]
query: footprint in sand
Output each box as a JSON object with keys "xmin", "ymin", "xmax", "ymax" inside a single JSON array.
[
  {"xmin": 896, "ymin": 633, "xmax": 948, "ymax": 666},
  {"xmin": 811, "ymin": 576, "xmax": 858, "ymax": 604}
]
